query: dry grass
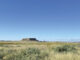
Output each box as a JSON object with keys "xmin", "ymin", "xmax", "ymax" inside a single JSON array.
[{"xmin": 0, "ymin": 41, "xmax": 80, "ymax": 60}]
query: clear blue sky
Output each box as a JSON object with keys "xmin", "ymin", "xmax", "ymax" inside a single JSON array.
[{"xmin": 0, "ymin": 0, "xmax": 80, "ymax": 41}]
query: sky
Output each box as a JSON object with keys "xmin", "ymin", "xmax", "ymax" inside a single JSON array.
[{"xmin": 0, "ymin": 0, "xmax": 80, "ymax": 41}]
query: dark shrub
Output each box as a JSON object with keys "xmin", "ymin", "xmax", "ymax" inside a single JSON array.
[{"xmin": 53, "ymin": 45, "xmax": 77, "ymax": 53}]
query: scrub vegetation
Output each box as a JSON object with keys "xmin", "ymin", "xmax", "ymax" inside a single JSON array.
[{"xmin": 0, "ymin": 41, "xmax": 80, "ymax": 60}]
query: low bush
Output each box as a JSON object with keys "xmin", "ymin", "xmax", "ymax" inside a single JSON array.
[
  {"xmin": 4, "ymin": 48, "xmax": 49, "ymax": 60},
  {"xmin": 53, "ymin": 45, "xmax": 77, "ymax": 53}
]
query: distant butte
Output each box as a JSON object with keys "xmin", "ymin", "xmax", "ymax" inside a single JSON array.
[{"xmin": 21, "ymin": 38, "xmax": 39, "ymax": 41}]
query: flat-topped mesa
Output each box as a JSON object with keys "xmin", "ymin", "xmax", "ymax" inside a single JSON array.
[{"xmin": 21, "ymin": 38, "xmax": 39, "ymax": 41}]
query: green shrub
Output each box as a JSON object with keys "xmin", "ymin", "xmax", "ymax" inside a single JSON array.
[
  {"xmin": 0, "ymin": 49, "xmax": 18, "ymax": 60},
  {"xmin": 23, "ymin": 48, "xmax": 40, "ymax": 55},
  {"xmin": 4, "ymin": 48, "xmax": 49, "ymax": 60},
  {"xmin": 53, "ymin": 45, "xmax": 77, "ymax": 53}
]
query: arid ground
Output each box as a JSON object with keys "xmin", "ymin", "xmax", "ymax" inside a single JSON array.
[{"xmin": 0, "ymin": 41, "xmax": 80, "ymax": 60}]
